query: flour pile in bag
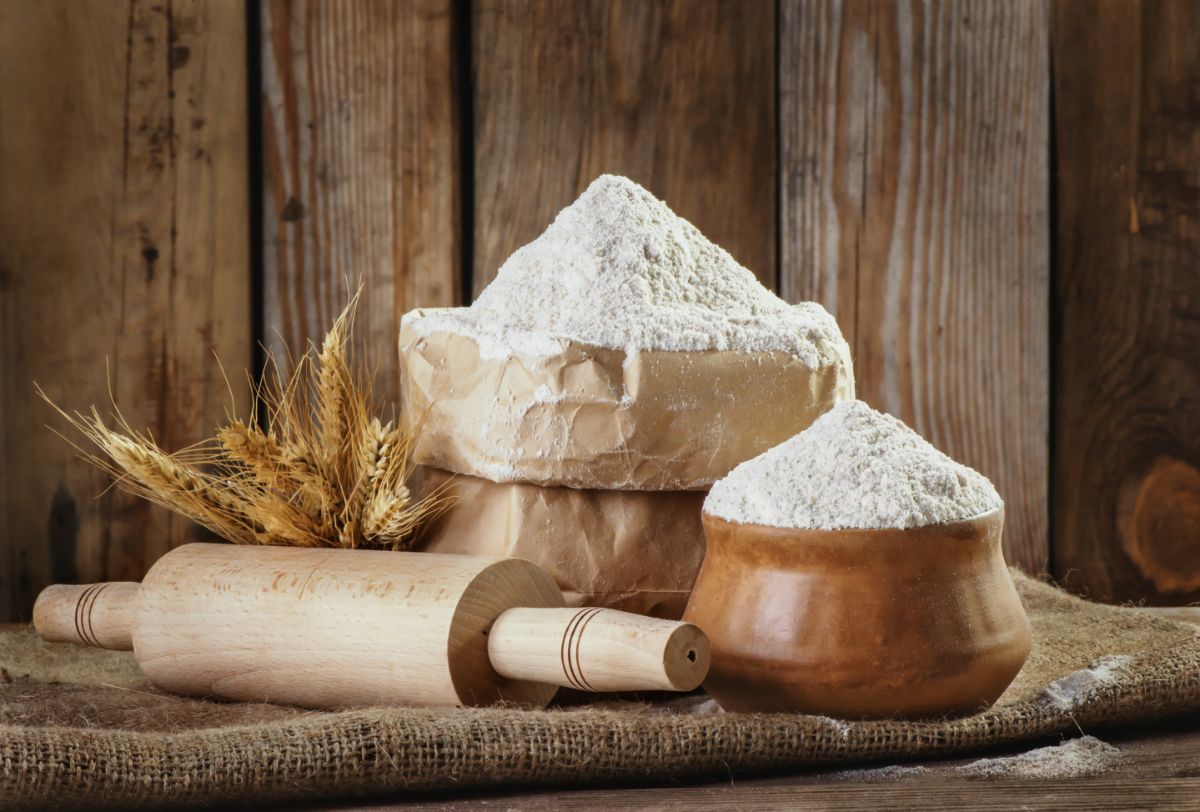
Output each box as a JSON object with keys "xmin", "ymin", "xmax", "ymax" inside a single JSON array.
[
  {"xmin": 411, "ymin": 174, "xmax": 846, "ymax": 366},
  {"xmin": 705, "ymin": 400, "xmax": 1001, "ymax": 530}
]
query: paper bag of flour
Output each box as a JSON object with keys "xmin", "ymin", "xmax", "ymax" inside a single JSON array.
[
  {"xmin": 398, "ymin": 177, "xmax": 855, "ymax": 490},
  {"xmin": 415, "ymin": 468, "xmax": 706, "ymax": 619},
  {"xmin": 397, "ymin": 176, "xmax": 856, "ymax": 614},
  {"xmin": 399, "ymin": 319, "xmax": 854, "ymax": 490}
]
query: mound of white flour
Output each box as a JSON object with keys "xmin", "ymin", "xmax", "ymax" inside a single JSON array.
[
  {"xmin": 705, "ymin": 400, "xmax": 1001, "ymax": 530},
  {"xmin": 410, "ymin": 175, "xmax": 846, "ymax": 367}
]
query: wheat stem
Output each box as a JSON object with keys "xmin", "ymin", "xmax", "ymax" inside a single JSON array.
[{"xmin": 39, "ymin": 290, "xmax": 445, "ymax": 551}]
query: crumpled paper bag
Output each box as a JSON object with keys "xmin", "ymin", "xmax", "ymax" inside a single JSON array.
[
  {"xmin": 414, "ymin": 468, "xmax": 707, "ymax": 619},
  {"xmin": 398, "ymin": 310, "xmax": 855, "ymax": 490}
]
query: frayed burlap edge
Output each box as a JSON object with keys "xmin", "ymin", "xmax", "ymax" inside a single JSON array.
[{"xmin": 3, "ymin": 574, "xmax": 1199, "ymax": 809}]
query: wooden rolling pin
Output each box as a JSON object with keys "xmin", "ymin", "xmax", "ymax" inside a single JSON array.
[{"xmin": 33, "ymin": 543, "xmax": 709, "ymax": 709}]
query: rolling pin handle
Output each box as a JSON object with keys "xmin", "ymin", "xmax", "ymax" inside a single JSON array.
[
  {"xmin": 486, "ymin": 607, "xmax": 710, "ymax": 693},
  {"xmin": 33, "ymin": 582, "xmax": 139, "ymax": 651}
]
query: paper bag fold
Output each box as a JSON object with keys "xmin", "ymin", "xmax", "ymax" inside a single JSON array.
[
  {"xmin": 415, "ymin": 468, "xmax": 706, "ymax": 619},
  {"xmin": 399, "ymin": 311, "xmax": 855, "ymax": 490}
]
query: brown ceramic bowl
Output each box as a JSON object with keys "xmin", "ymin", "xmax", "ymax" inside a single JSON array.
[{"xmin": 682, "ymin": 508, "xmax": 1030, "ymax": 718}]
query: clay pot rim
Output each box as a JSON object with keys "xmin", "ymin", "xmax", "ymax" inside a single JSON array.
[{"xmin": 700, "ymin": 506, "xmax": 1004, "ymax": 545}]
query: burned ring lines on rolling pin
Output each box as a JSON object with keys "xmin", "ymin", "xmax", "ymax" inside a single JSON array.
[
  {"xmin": 72, "ymin": 582, "xmax": 112, "ymax": 648},
  {"xmin": 559, "ymin": 607, "xmax": 609, "ymax": 691}
]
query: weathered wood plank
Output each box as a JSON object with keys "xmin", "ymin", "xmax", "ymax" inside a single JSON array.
[
  {"xmin": 261, "ymin": 0, "xmax": 460, "ymax": 403},
  {"xmin": 1052, "ymin": 0, "xmax": 1200, "ymax": 603},
  {"xmin": 471, "ymin": 0, "xmax": 776, "ymax": 294},
  {"xmin": 0, "ymin": 0, "xmax": 250, "ymax": 620},
  {"xmin": 779, "ymin": 0, "xmax": 1050, "ymax": 572}
]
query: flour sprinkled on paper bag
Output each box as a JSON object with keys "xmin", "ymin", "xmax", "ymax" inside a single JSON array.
[
  {"xmin": 411, "ymin": 174, "xmax": 846, "ymax": 366},
  {"xmin": 705, "ymin": 400, "xmax": 1000, "ymax": 530},
  {"xmin": 399, "ymin": 175, "xmax": 855, "ymax": 491}
]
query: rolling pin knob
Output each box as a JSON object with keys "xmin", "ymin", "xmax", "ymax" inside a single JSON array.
[
  {"xmin": 487, "ymin": 607, "xmax": 711, "ymax": 692},
  {"xmin": 32, "ymin": 582, "xmax": 139, "ymax": 651}
]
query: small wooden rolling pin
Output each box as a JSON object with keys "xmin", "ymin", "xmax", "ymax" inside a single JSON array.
[{"xmin": 33, "ymin": 543, "xmax": 709, "ymax": 709}]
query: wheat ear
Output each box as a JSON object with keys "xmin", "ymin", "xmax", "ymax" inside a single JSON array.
[
  {"xmin": 39, "ymin": 290, "xmax": 447, "ymax": 550},
  {"xmin": 36, "ymin": 392, "xmax": 259, "ymax": 544},
  {"xmin": 218, "ymin": 421, "xmax": 290, "ymax": 490}
]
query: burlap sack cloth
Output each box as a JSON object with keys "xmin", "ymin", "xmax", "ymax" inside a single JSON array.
[{"xmin": 3, "ymin": 573, "xmax": 1199, "ymax": 809}]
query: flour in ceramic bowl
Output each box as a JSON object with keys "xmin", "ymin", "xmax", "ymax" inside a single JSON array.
[
  {"xmin": 408, "ymin": 175, "xmax": 847, "ymax": 368},
  {"xmin": 704, "ymin": 400, "xmax": 1002, "ymax": 530}
]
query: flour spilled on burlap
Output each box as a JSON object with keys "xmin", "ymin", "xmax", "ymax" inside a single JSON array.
[
  {"xmin": 1042, "ymin": 655, "xmax": 1134, "ymax": 710},
  {"xmin": 705, "ymin": 399, "xmax": 1001, "ymax": 531},
  {"xmin": 411, "ymin": 175, "xmax": 846, "ymax": 366}
]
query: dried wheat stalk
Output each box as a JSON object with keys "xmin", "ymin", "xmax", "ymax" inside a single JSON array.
[{"xmin": 39, "ymin": 295, "xmax": 447, "ymax": 550}]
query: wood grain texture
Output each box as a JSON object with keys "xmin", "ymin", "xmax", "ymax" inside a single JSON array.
[
  {"xmin": 261, "ymin": 0, "xmax": 460, "ymax": 404},
  {"xmin": 471, "ymin": 0, "xmax": 776, "ymax": 294},
  {"xmin": 779, "ymin": 0, "xmax": 1050, "ymax": 572},
  {"xmin": 687, "ymin": 510, "xmax": 1029, "ymax": 717},
  {"xmin": 43, "ymin": 543, "xmax": 566, "ymax": 709},
  {"xmin": 489, "ymin": 607, "xmax": 709, "ymax": 693},
  {"xmin": 0, "ymin": 0, "xmax": 249, "ymax": 621},
  {"xmin": 1052, "ymin": 0, "xmax": 1200, "ymax": 604}
]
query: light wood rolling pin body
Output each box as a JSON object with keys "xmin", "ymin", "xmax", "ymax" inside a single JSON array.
[{"xmin": 33, "ymin": 543, "xmax": 709, "ymax": 709}]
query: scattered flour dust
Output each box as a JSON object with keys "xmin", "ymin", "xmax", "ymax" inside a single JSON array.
[
  {"xmin": 955, "ymin": 736, "xmax": 1122, "ymax": 779},
  {"xmin": 837, "ymin": 764, "xmax": 931, "ymax": 782},
  {"xmin": 1042, "ymin": 655, "xmax": 1134, "ymax": 710},
  {"xmin": 838, "ymin": 737, "xmax": 1122, "ymax": 782},
  {"xmin": 407, "ymin": 175, "xmax": 848, "ymax": 366},
  {"xmin": 704, "ymin": 399, "xmax": 1002, "ymax": 531},
  {"xmin": 582, "ymin": 694, "xmax": 724, "ymax": 716},
  {"xmin": 666, "ymin": 695, "xmax": 725, "ymax": 716},
  {"xmin": 812, "ymin": 715, "xmax": 852, "ymax": 738}
]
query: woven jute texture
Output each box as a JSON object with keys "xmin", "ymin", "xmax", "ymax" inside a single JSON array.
[{"xmin": 2, "ymin": 572, "xmax": 1199, "ymax": 809}]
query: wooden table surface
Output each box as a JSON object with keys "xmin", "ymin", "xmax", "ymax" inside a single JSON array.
[{"xmin": 303, "ymin": 722, "xmax": 1200, "ymax": 811}]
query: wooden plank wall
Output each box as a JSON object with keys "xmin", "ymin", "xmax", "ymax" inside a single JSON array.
[
  {"xmin": 779, "ymin": 0, "xmax": 1050, "ymax": 572},
  {"xmin": 1052, "ymin": 0, "xmax": 1200, "ymax": 604},
  {"xmin": 1, "ymin": 0, "xmax": 1197, "ymax": 618},
  {"xmin": 471, "ymin": 0, "xmax": 777, "ymax": 292},
  {"xmin": 0, "ymin": 0, "xmax": 249, "ymax": 620},
  {"xmin": 261, "ymin": 0, "xmax": 460, "ymax": 402}
]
